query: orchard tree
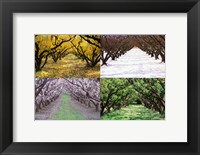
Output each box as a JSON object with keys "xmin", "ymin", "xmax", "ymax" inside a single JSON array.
[
  {"xmin": 35, "ymin": 78, "xmax": 100, "ymax": 113},
  {"xmin": 70, "ymin": 35, "xmax": 100, "ymax": 67},
  {"xmin": 132, "ymin": 35, "xmax": 165, "ymax": 62},
  {"xmin": 100, "ymin": 78, "xmax": 165, "ymax": 116},
  {"xmin": 50, "ymin": 46, "xmax": 73, "ymax": 63},
  {"xmin": 80, "ymin": 35, "xmax": 100, "ymax": 48},
  {"xmin": 101, "ymin": 35, "xmax": 134, "ymax": 65},
  {"xmin": 63, "ymin": 78, "xmax": 100, "ymax": 111},
  {"xmin": 127, "ymin": 78, "xmax": 165, "ymax": 114},
  {"xmin": 100, "ymin": 35, "xmax": 165, "ymax": 65},
  {"xmin": 100, "ymin": 78, "xmax": 136, "ymax": 115},
  {"xmin": 35, "ymin": 35, "xmax": 75, "ymax": 71},
  {"xmin": 35, "ymin": 78, "xmax": 63, "ymax": 112}
]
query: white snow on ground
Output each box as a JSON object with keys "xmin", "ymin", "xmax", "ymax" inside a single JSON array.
[{"xmin": 100, "ymin": 48, "xmax": 165, "ymax": 78}]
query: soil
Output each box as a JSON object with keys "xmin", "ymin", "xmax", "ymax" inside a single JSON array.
[{"xmin": 35, "ymin": 98, "xmax": 61, "ymax": 120}]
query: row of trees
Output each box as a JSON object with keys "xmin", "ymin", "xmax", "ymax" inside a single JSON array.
[
  {"xmin": 35, "ymin": 78, "xmax": 63, "ymax": 112},
  {"xmin": 132, "ymin": 35, "xmax": 165, "ymax": 62},
  {"xmin": 35, "ymin": 35, "xmax": 100, "ymax": 72},
  {"xmin": 35, "ymin": 78, "xmax": 100, "ymax": 112},
  {"xmin": 101, "ymin": 35, "xmax": 134, "ymax": 65},
  {"xmin": 63, "ymin": 78, "xmax": 100, "ymax": 111},
  {"xmin": 36, "ymin": 78, "xmax": 165, "ymax": 116},
  {"xmin": 100, "ymin": 78, "xmax": 165, "ymax": 116},
  {"xmin": 100, "ymin": 35, "xmax": 165, "ymax": 66},
  {"xmin": 35, "ymin": 35, "xmax": 164, "ymax": 71}
]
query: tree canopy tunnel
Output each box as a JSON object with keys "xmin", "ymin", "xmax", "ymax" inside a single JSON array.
[
  {"xmin": 100, "ymin": 78, "xmax": 165, "ymax": 116},
  {"xmin": 35, "ymin": 78, "xmax": 100, "ymax": 113},
  {"xmin": 100, "ymin": 35, "xmax": 165, "ymax": 66},
  {"xmin": 35, "ymin": 35, "xmax": 101, "ymax": 72},
  {"xmin": 63, "ymin": 78, "xmax": 100, "ymax": 112}
]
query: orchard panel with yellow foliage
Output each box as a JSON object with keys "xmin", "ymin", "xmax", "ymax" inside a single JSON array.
[{"xmin": 35, "ymin": 35, "xmax": 100, "ymax": 78}]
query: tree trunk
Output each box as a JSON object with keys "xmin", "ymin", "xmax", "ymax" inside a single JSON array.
[
  {"xmin": 160, "ymin": 53, "xmax": 165, "ymax": 62},
  {"xmin": 101, "ymin": 60, "xmax": 107, "ymax": 66},
  {"xmin": 95, "ymin": 104, "xmax": 100, "ymax": 112},
  {"xmin": 35, "ymin": 60, "xmax": 42, "ymax": 72},
  {"xmin": 100, "ymin": 106, "xmax": 105, "ymax": 116}
]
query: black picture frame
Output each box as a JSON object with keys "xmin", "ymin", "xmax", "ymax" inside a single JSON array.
[{"xmin": 0, "ymin": 0, "xmax": 199, "ymax": 154}]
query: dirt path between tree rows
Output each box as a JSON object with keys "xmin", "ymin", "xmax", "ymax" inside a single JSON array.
[
  {"xmin": 35, "ymin": 98, "xmax": 61, "ymax": 120},
  {"xmin": 35, "ymin": 95, "xmax": 100, "ymax": 120}
]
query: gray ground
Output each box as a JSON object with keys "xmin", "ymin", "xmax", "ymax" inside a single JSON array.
[
  {"xmin": 35, "ymin": 98, "xmax": 61, "ymax": 120},
  {"xmin": 70, "ymin": 97, "xmax": 100, "ymax": 120}
]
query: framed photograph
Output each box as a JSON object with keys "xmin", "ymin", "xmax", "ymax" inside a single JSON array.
[{"xmin": 0, "ymin": 0, "xmax": 200, "ymax": 154}]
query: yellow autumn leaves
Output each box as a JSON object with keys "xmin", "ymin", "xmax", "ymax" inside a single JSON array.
[{"xmin": 35, "ymin": 35, "xmax": 100, "ymax": 78}]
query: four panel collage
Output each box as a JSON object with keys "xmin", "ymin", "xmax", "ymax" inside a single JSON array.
[{"xmin": 35, "ymin": 35, "xmax": 165, "ymax": 120}]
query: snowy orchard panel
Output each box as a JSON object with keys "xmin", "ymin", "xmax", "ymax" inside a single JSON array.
[{"xmin": 100, "ymin": 35, "xmax": 165, "ymax": 78}]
